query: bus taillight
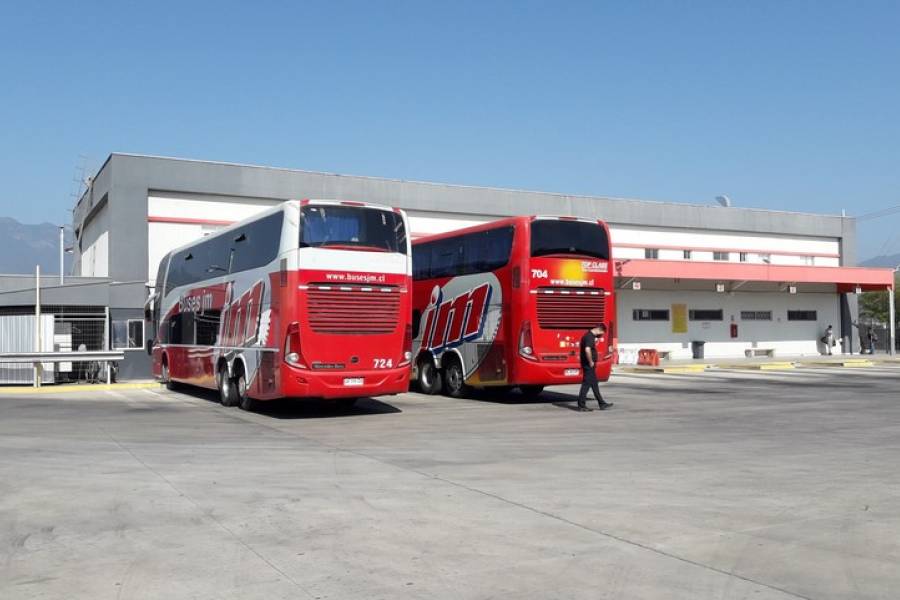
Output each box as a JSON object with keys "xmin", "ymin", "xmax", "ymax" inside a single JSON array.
[
  {"xmin": 519, "ymin": 320, "xmax": 537, "ymax": 361},
  {"xmin": 284, "ymin": 321, "xmax": 307, "ymax": 368}
]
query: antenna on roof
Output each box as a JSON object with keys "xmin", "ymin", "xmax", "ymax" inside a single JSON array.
[{"xmin": 715, "ymin": 195, "xmax": 732, "ymax": 208}]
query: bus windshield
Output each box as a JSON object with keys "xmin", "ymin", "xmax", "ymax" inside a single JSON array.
[
  {"xmin": 300, "ymin": 205, "xmax": 407, "ymax": 254},
  {"xmin": 530, "ymin": 220, "xmax": 609, "ymax": 260}
]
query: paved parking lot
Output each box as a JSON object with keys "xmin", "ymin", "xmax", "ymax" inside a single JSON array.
[{"xmin": 1, "ymin": 366, "xmax": 899, "ymax": 600}]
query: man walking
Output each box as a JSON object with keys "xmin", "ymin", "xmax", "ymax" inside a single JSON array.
[
  {"xmin": 577, "ymin": 324, "xmax": 613, "ymax": 412},
  {"xmin": 867, "ymin": 327, "xmax": 878, "ymax": 355},
  {"xmin": 821, "ymin": 325, "xmax": 835, "ymax": 356}
]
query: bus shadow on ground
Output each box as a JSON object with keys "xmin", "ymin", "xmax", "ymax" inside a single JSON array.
[
  {"xmin": 253, "ymin": 397, "xmax": 401, "ymax": 420},
  {"xmin": 469, "ymin": 388, "xmax": 579, "ymax": 407},
  {"xmin": 175, "ymin": 386, "xmax": 402, "ymax": 419}
]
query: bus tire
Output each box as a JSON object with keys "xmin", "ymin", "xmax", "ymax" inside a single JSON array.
[
  {"xmin": 218, "ymin": 365, "xmax": 239, "ymax": 407},
  {"xmin": 162, "ymin": 360, "xmax": 178, "ymax": 391},
  {"xmin": 234, "ymin": 365, "xmax": 255, "ymax": 411},
  {"xmin": 417, "ymin": 359, "xmax": 442, "ymax": 395},
  {"xmin": 442, "ymin": 357, "xmax": 470, "ymax": 398},
  {"xmin": 518, "ymin": 385, "xmax": 545, "ymax": 400}
]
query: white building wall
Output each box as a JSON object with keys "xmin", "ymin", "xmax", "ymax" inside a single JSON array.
[
  {"xmin": 407, "ymin": 211, "xmax": 491, "ymax": 238},
  {"xmin": 609, "ymin": 225, "xmax": 840, "ymax": 266},
  {"xmin": 617, "ymin": 290, "xmax": 840, "ymax": 359},
  {"xmin": 147, "ymin": 192, "xmax": 277, "ymax": 286},
  {"xmin": 79, "ymin": 209, "xmax": 109, "ymax": 277}
]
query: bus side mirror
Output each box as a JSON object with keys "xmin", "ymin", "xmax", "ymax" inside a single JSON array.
[{"xmin": 146, "ymin": 338, "xmax": 154, "ymax": 356}]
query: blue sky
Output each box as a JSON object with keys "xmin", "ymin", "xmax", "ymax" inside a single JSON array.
[{"xmin": 1, "ymin": 1, "xmax": 898, "ymax": 260}]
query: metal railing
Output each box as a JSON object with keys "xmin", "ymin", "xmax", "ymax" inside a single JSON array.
[{"xmin": 0, "ymin": 351, "xmax": 125, "ymax": 387}]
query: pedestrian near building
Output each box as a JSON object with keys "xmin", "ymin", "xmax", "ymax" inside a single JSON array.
[
  {"xmin": 577, "ymin": 324, "xmax": 613, "ymax": 412},
  {"xmin": 821, "ymin": 325, "xmax": 835, "ymax": 356},
  {"xmin": 868, "ymin": 328, "xmax": 878, "ymax": 355}
]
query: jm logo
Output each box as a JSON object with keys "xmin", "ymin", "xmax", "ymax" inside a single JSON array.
[{"xmin": 421, "ymin": 283, "xmax": 492, "ymax": 353}]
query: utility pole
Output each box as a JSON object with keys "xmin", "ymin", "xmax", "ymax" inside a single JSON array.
[
  {"xmin": 59, "ymin": 226, "xmax": 65, "ymax": 286},
  {"xmin": 34, "ymin": 265, "xmax": 42, "ymax": 388},
  {"xmin": 891, "ymin": 267, "xmax": 898, "ymax": 357}
]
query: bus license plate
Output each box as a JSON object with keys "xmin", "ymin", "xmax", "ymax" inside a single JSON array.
[
  {"xmin": 343, "ymin": 377, "xmax": 364, "ymax": 387},
  {"xmin": 564, "ymin": 368, "xmax": 580, "ymax": 377}
]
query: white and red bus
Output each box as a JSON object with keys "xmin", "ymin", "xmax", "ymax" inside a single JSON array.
[
  {"xmin": 411, "ymin": 216, "xmax": 614, "ymax": 399},
  {"xmin": 145, "ymin": 200, "xmax": 412, "ymax": 410}
]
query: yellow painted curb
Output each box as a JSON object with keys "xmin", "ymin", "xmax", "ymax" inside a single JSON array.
[
  {"xmin": 798, "ymin": 360, "xmax": 874, "ymax": 368},
  {"xmin": 617, "ymin": 365, "xmax": 709, "ymax": 374},
  {"xmin": 662, "ymin": 365, "xmax": 709, "ymax": 373},
  {"xmin": 719, "ymin": 362, "xmax": 796, "ymax": 370},
  {"xmin": 0, "ymin": 382, "xmax": 163, "ymax": 395}
]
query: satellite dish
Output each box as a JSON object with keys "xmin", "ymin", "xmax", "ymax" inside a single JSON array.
[{"xmin": 715, "ymin": 195, "xmax": 732, "ymax": 207}]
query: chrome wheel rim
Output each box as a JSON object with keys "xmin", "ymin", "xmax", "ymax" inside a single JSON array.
[{"xmin": 448, "ymin": 366, "xmax": 462, "ymax": 391}]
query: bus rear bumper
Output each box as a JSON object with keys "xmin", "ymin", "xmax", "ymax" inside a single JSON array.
[
  {"xmin": 514, "ymin": 359, "xmax": 613, "ymax": 385},
  {"xmin": 281, "ymin": 366, "xmax": 410, "ymax": 399}
]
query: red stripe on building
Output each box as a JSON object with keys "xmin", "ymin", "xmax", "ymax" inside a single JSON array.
[
  {"xmin": 148, "ymin": 216, "xmax": 236, "ymax": 226},
  {"xmin": 613, "ymin": 242, "xmax": 840, "ymax": 259},
  {"xmin": 615, "ymin": 259, "xmax": 894, "ymax": 291}
]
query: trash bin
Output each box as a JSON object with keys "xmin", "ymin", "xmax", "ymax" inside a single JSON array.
[{"xmin": 691, "ymin": 341, "xmax": 705, "ymax": 360}]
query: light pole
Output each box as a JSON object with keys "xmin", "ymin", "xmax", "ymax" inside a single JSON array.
[
  {"xmin": 58, "ymin": 226, "xmax": 74, "ymax": 285},
  {"xmin": 890, "ymin": 266, "xmax": 898, "ymax": 356},
  {"xmin": 59, "ymin": 226, "xmax": 64, "ymax": 285}
]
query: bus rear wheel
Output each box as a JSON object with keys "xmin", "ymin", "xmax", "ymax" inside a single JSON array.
[
  {"xmin": 218, "ymin": 365, "xmax": 239, "ymax": 407},
  {"xmin": 417, "ymin": 359, "xmax": 442, "ymax": 395},
  {"xmin": 162, "ymin": 360, "xmax": 177, "ymax": 391},
  {"xmin": 234, "ymin": 366, "xmax": 255, "ymax": 411},
  {"xmin": 443, "ymin": 358, "xmax": 470, "ymax": 398}
]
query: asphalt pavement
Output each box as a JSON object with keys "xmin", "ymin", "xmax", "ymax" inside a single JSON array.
[{"xmin": 1, "ymin": 365, "xmax": 899, "ymax": 600}]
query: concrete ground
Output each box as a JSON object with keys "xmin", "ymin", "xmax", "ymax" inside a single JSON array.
[{"xmin": 1, "ymin": 366, "xmax": 899, "ymax": 600}]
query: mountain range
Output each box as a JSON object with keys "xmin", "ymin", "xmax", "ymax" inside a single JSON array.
[
  {"xmin": 860, "ymin": 253, "xmax": 900, "ymax": 268},
  {"xmin": 0, "ymin": 217, "xmax": 73, "ymax": 275}
]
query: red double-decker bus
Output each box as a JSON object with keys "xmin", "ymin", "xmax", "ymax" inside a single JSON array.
[
  {"xmin": 145, "ymin": 200, "xmax": 412, "ymax": 410},
  {"xmin": 411, "ymin": 216, "xmax": 615, "ymax": 399}
]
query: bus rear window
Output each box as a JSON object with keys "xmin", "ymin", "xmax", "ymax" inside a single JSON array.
[
  {"xmin": 530, "ymin": 220, "xmax": 610, "ymax": 260},
  {"xmin": 300, "ymin": 206, "xmax": 407, "ymax": 254}
]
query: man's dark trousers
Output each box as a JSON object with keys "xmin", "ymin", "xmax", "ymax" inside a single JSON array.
[{"xmin": 578, "ymin": 367, "xmax": 604, "ymax": 409}]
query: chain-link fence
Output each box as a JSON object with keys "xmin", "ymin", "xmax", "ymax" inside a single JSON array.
[
  {"xmin": 0, "ymin": 305, "xmax": 109, "ymax": 384},
  {"xmin": 856, "ymin": 322, "xmax": 898, "ymax": 354}
]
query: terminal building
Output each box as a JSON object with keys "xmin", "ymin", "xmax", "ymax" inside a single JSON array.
[{"xmin": 64, "ymin": 153, "xmax": 892, "ymax": 379}]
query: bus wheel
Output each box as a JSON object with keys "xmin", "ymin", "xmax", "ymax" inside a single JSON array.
[
  {"xmin": 218, "ymin": 365, "xmax": 239, "ymax": 407},
  {"xmin": 162, "ymin": 361, "xmax": 177, "ymax": 391},
  {"xmin": 442, "ymin": 358, "xmax": 470, "ymax": 398},
  {"xmin": 518, "ymin": 385, "xmax": 545, "ymax": 400},
  {"xmin": 235, "ymin": 367, "xmax": 255, "ymax": 411},
  {"xmin": 417, "ymin": 359, "xmax": 442, "ymax": 395}
]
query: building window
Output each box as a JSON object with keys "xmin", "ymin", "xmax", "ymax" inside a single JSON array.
[
  {"xmin": 787, "ymin": 310, "xmax": 817, "ymax": 321},
  {"xmin": 803, "ymin": 256, "xmax": 815, "ymax": 266},
  {"xmin": 633, "ymin": 309, "xmax": 670, "ymax": 321},
  {"xmin": 683, "ymin": 249, "xmax": 692, "ymax": 259},
  {"xmin": 713, "ymin": 251, "xmax": 730, "ymax": 261},
  {"xmin": 741, "ymin": 310, "xmax": 772, "ymax": 321},
  {"xmin": 113, "ymin": 319, "xmax": 144, "ymax": 350},
  {"xmin": 760, "ymin": 253, "xmax": 771, "ymax": 264},
  {"xmin": 689, "ymin": 309, "xmax": 724, "ymax": 321},
  {"xmin": 739, "ymin": 252, "xmax": 748, "ymax": 262},
  {"xmin": 645, "ymin": 248, "xmax": 659, "ymax": 259}
]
